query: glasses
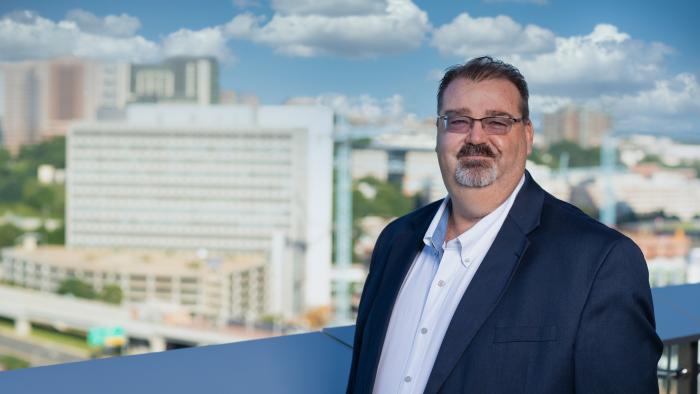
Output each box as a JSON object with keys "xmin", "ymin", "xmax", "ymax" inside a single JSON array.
[{"xmin": 437, "ymin": 114, "xmax": 523, "ymax": 135}]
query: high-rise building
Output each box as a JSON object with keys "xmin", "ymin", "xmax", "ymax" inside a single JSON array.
[
  {"xmin": 130, "ymin": 57, "xmax": 218, "ymax": 105},
  {"xmin": 1, "ymin": 60, "xmax": 44, "ymax": 152},
  {"xmin": 0, "ymin": 58, "xmax": 129, "ymax": 153},
  {"xmin": 542, "ymin": 104, "xmax": 613, "ymax": 148},
  {"xmin": 67, "ymin": 104, "xmax": 333, "ymax": 317}
]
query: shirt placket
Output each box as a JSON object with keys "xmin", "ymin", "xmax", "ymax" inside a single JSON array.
[{"xmin": 398, "ymin": 245, "xmax": 462, "ymax": 393}]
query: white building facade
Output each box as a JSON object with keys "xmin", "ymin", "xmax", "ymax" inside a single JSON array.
[{"xmin": 67, "ymin": 104, "xmax": 334, "ymax": 317}]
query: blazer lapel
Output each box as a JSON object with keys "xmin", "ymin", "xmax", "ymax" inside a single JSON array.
[
  {"xmin": 357, "ymin": 202, "xmax": 441, "ymax": 393},
  {"xmin": 423, "ymin": 172, "xmax": 545, "ymax": 394}
]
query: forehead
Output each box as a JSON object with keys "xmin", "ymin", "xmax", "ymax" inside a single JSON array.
[{"xmin": 441, "ymin": 77, "xmax": 521, "ymax": 115}]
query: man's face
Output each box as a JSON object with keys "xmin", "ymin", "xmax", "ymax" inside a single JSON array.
[{"xmin": 436, "ymin": 77, "xmax": 533, "ymax": 193}]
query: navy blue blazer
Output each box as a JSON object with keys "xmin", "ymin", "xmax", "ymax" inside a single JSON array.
[{"xmin": 347, "ymin": 172, "xmax": 662, "ymax": 394}]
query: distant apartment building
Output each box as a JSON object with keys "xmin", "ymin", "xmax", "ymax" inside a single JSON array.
[
  {"xmin": 130, "ymin": 57, "xmax": 218, "ymax": 105},
  {"xmin": 349, "ymin": 126, "xmax": 450, "ymax": 202},
  {"xmin": 626, "ymin": 229, "xmax": 693, "ymax": 287},
  {"xmin": 0, "ymin": 58, "xmax": 129, "ymax": 153},
  {"xmin": 351, "ymin": 149, "xmax": 389, "ymax": 182},
  {"xmin": 542, "ymin": 104, "xmax": 612, "ymax": 148},
  {"xmin": 619, "ymin": 135, "xmax": 700, "ymax": 168},
  {"xmin": 0, "ymin": 245, "xmax": 267, "ymax": 324},
  {"xmin": 584, "ymin": 168, "xmax": 700, "ymax": 221},
  {"xmin": 351, "ymin": 147, "xmax": 447, "ymax": 202},
  {"xmin": 0, "ymin": 56, "xmax": 219, "ymax": 153},
  {"xmin": 67, "ymin": 104, "xmax": 333, "ymax": 318}
]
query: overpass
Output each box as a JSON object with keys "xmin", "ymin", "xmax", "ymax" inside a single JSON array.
[{"xmin": 0, "ymin": 285, "xmax": 253, "ymax": 352}]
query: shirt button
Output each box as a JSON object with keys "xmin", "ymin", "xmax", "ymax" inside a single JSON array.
[
  {"xmin": 437, "ymin": 280, "xmax": 446, "ymax": 287},
  {"xmin": 404, "ymin": 376, "xmax": 412, "ymax": 383},
  {"xmin": 420, "ymin": 327, "xmax": 428, "ymax": 334}
]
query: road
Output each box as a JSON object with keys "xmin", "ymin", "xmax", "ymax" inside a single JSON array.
[{"xmin": 0, "ymin": 332, "xmax": 86, "ymax": 367}]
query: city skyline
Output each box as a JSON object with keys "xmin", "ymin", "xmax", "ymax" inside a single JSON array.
[{"xmin": 0, "ymin": 0, "xmax": 698, "ymax": 139}]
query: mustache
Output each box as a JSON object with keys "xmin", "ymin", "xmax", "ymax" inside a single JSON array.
[{"xmin": 457, "ymin": 143, "xmax": 496, "ymax": 159}]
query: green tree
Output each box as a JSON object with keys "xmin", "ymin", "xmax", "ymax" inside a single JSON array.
[
  {"xmin": 57, "ymin": 278, "xmax": 97, "ymax": 300},
  {"xmin": 0, "ymin": 137, "xmax": 66, "ymax": 219},
  {"xmin": 546, "ymin": 140, "xmax": 601, "ymax": 168},
  {"xmin": 17, "ymin": 136, "xmax": 66, "ymax": 169},
  {"xmin": 99, "ymin": 284, "xmax": 123, "ymax": 305},
  {"xmin": 350, "ymin": 177, "xmax": 417, "ymax": 263},
  {"xmin": 353, "ymin": 177, "xmax": 414, "ymax": 219},
  {"xmin": 639, "ymin": 153, "xmax": 663, "ymax": 165},
  {"xmin": 37, "ymin": 225, "xmax": 65, "ymax": 245},
  {"xmin": 0, "ymin": 224, "xmax": 22, "ymax": 248},
  {"xmin": 0, "ymin": 354, "xmax": 30, "ymax": 370},
  {"xmin": 22, "ymin": 181, "xmax": 65, "ymax": 218}
]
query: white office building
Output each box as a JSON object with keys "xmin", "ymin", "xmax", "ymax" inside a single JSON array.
[{"xmin": 67, "ymin": 104, "xmax": 334, "ymax": 317}]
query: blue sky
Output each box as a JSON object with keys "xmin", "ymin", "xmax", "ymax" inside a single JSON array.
[{"xmin": 1, "ymin": 0, "xmax": 698, "ymax": 137}]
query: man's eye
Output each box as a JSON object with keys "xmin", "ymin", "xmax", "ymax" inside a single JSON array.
[
  {"xmin": 486, "ymin": 119, "xmax": 509, "ymax": 128},
  {"xmin": 449, "ymin": 118, "xmax": 469, "ymax": 125}
]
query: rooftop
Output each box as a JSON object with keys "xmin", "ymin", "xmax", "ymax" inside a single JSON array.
[{"xmin": 2, "ymin": 245, "xmax": 266, "ymax": 275}]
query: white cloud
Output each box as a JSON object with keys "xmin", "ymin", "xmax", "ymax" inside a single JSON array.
[
  {"xmin": 529, "ymin": 94, "xmax": 573, "ymax": 114},
  {"xmin": 433, "ymin": 17, "xmax": 674, "ymax": 98},
  {"xmin": 286, "ymin": 93, "xmax": 430, "ymax": 129},
  {"xmin": 65, "ymin": 9, "xmax": 141, "ymax": 37},
  {"xmin": 232, "ymin": 0, "xmax": 262, "ymax": 9},
  {"xmin": 163, "ymin": 27, "xmax": 233, "ymax": 61},
  {"xmin": 305, "ymin": 93, "xmax": 407, "ymax": 124},
  {"xmin": 225, "ymin": 0, "xmax": 431, "ymax": 57},
  {"xmin": 431, "ymin": 13, "xmax": 556, "ymax": 58},
  {"xmin": 271, "ymin": 0, "xmax": 386, "ymax": 16},
  {"xmin": 0, "ymin": 9, "xmax": 237, "ymax": 63},
  {"xmin": 223, "ymin": 13, "xmax": 262, "ymax": 38},
  {"xmin": 598, "ymin": 73, "xmax": 700, "ymax": 133},
  {"xmin": 0, "ymin": 10, "xmax": 159, "ymax": 62},
  {"xmin": 510, "ymin": 24, "xmax": 673, "ymax": 96}
]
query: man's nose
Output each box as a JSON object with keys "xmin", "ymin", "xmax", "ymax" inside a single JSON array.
[{"xmin": 464, "ymin": 120, "xmax": 488, "ymax": 144}]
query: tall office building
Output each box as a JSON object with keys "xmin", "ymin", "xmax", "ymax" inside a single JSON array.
[
  {"xmin": 542, "ymin": 104, "xmax": 613, "ymax": 148},
  {"xmin": 67, "ymin": 104, "xmax": 333, "ymax": 317},
  {"xmin": 130, "ymin": 57, "xmax": 218, "ymax": 105},
  {"xmin": 0, "ymin": 58, "xmax": 129, "ymax": 153},
  {"xmin": 1, "ymin": 60, "xmax": 44, "ymax": 152}
]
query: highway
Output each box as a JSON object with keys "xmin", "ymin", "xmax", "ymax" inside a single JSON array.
[{"xmin": 0, "ymin": 332, "xmax": 85, "ymax": 367}]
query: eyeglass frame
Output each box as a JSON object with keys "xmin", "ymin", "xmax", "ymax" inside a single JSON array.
[{"xmin": 436, "ymin": 114, "xmax": 525, "ymax": 135}]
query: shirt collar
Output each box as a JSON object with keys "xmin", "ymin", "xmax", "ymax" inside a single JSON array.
[
  {"xmin": 422, "ymin": 174, "xmax": 526, "ymax": 267},
  {"xmin": 423, "ymin": 197, "xmax": 450, "ymax": 254}
]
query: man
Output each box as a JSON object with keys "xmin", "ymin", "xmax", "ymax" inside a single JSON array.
[{"xmin": 347, "ymin": 56, "xmax": 662, "ymax": 394}]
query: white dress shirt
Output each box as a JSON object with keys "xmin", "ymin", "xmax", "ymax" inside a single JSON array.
[{"xmin": 373, "ymin": 175, "xmax": 525, "ymax": 394}]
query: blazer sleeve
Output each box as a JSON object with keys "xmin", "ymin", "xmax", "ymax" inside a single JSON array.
[
  {"xmin": 574, "ymin": 237, "xmax": 663, "ymax": 393},
  {"xmin": 345, "ymin": 222, "xmax": 394, "ymax": 394}
]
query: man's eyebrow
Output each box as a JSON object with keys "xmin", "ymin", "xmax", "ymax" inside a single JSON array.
[
  {"xmin": 443, "ymin": 108, "xmax": 516, "ymax": 117},
  {"xmin": 484, "ymin": 109, "xmax": 515, "ymax": 117},
  {"xmin": 443, "ymin": 108, "xmax": 471, "ymax": 116}
]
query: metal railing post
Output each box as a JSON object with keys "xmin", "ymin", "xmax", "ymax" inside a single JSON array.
[{"xmin": 677, "ymin": 341, "xmax": 698, "ymax": 394}]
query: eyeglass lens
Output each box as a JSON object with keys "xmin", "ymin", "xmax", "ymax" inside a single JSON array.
[{"xmin": 442, "ymin": 115, "xmax": 515, "ymax": 135}]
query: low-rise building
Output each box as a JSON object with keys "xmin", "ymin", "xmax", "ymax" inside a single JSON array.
[{"xmin": 0, "ymin": 245, "xmax": 269, "ymax": 325}]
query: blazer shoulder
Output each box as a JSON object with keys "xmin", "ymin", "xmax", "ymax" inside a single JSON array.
[{"xmin": 540, "ymin": 191, "xmax": 630, "ymax": 245}]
